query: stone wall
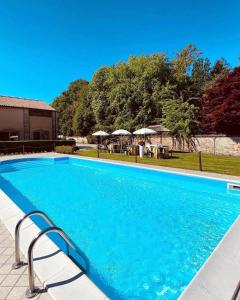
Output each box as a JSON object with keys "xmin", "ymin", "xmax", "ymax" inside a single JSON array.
[
  {"xmin": 159, "ymin": 135, "xmax": 240, "ymax": 156},
  {"xmin": 192, "ymin": 135, "xmax": 240, "ymax": 156}
]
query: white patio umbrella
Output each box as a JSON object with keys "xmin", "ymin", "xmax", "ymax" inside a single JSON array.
[
  {"xmin": 92, "ymin": 130, "xmax": 109, "ymax": 145},
  {"xmin": 133, "ymin": 128, "xmax": 157, "ymax": 135},
  {"xmin": 133, "ymin": 128, "xmax": 157, "ymax": 144},
  {"xmin": 112, "ymin": 129, "xmax": 131, "ymax": 152},
  {"xmin": 92, "ymin": 130, "xmax": 109, "ymax": 136}
]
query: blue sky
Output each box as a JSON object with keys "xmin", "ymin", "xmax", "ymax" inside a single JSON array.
[{"xmin": 0, "ymin": 0, "xmax": 239, "ymax": 103}]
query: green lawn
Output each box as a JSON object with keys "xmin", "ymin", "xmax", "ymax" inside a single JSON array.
[{"xmin": 76, "ymin": 149, "xmax": 240, "ymax": 177}]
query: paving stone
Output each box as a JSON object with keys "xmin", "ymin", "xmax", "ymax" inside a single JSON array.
[
  {"xmin": 0, "ymin": 286, "xmax": 12, "ymax": 299},
  {"xmin": 1, "ymin": 274, "xmax": 20, "ymax": 286},
  {"xmin": 6, "ymin": 286, "xmax": 26, "ymax": 299},
  {"xmin": 0, "ymin": 274, "xmax": 6, "ymax": 284},
  {"xmin": 2, "ymin": 248, "xmax": 15, "ymax": 256},
  {"xmin": 0, "ymin": 221, "xmax": 52, "ymax": 300},
  {"xmin": 15, "ymin": 275, "xmax": 28, "ymax": 287}
]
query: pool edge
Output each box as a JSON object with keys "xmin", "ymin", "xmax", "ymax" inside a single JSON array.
[{"xmin": 179, "ymin": 215, "xmax": 240, "ymax": 300}]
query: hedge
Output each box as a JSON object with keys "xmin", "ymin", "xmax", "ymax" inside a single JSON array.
[
  {"xmin": 0, "ymin": 140, "xmax": 75, "ymax": 155},
  {"xmin": 55, "ymin": 146, "xmax": 74, "ymax": 154}
]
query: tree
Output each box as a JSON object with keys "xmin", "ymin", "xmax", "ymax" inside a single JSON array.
[
  {"xmin": 191, "ymin": 58, "xmax": 211, "ymax": 92},
  {"xmin": 204, "ymin": 58, "xmax": 231, "ymax": 90},
  {"xmin": 89, "ymin": 54, "xmax": 171, "ymax": 131},
  {"xmin": 172, "ymin": 44, "xmax": 201, "ymax": 81},
  {"xmin": 73, "ymin": 84, "xmax": 95, "ymax": 136},
  {"xmin": 162, "ymin": 98, "xmax": 198, "ymax": 141},
  {"xmin": 210, "ymin": 58, "xmax": 230, "ymax": 78},
  {"xmin": 200, "ymin": 66, "xmax": 240, "ymax": 135},
  {"xmin": 51, "ymin": 80, "xmax": 92, "ymax": 136}
]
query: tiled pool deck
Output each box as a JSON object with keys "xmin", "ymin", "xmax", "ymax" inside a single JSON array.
[{"xmin": 0, "ymin": 220, "xmax": 51, "ymax": 300}]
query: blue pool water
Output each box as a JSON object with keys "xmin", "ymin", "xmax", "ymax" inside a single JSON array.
[{"xmin": 0, "ymin": 157, "xmax": 240, "ymax": 299}]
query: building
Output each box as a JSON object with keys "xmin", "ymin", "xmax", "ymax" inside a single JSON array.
[
  {"xmin": 148, "ymin": 124, "xmax": 171, "ymax": 144},
  {"xmin": 0, "ymin": 95, "xmax": 57, "ymax": 141}
]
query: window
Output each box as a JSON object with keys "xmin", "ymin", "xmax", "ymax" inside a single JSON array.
[
  {"xmin": 42, "ymin": 131, "xmax": 49, "ymax": 140},
  {"xmin": 0, "ymin": 132, "xmax": 10, "ymax": 141},
  {"xmin": 33, "ymin": 131, "xmax": 41, "ymax": 140},
  {"xmin": 29, "ymin": 109, "xmax": 52, "ymax": 117}
]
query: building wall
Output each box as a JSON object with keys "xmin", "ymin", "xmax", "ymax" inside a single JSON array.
[
  {"xmin": 0, "ymin": 107, "xmax": 24, "ymax": 139},
  {"xmin": 0, "ymin": 107, "xmax": 56, "ymax": 141},
  {"xmin": 29, "ymin": 115, "xmax": 53, "ymax": 140}
]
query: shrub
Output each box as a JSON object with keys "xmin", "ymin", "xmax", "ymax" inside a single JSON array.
[
  {"xmin": 86, "ymin": 135, "xmax": 96, "ymax": 144},
  {"xmin": 55, "ymin": 146, "xmax": 73, "ymax": 154}
]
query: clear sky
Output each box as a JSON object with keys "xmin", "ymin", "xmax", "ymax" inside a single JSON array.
[{"xmin": 0, "ymin": 0, "xmax": 239, "ymax": 103}]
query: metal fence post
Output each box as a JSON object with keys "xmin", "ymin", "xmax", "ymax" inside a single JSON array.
[{"xmin": 198, "ymin": 151, "xmax": 203, "ymax": 171}]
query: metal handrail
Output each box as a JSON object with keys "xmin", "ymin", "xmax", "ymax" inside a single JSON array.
[
  {"xmin": 25, "ymin": 226, "xmax": 79, "ymax": 298},
  {"xmin": 12, "ymin": 210, "xmax": 60, "ymax": 269}
]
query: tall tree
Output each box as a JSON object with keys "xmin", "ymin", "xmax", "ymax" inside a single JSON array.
[
  {"xmin": 204, "ymin": 58, "xmax": 231, "ymax": 90},
  {"xmin": 210, "ymin": 58, "xmax": 230, "ymax": 78},
  {"xmin": 191, "ymin": 58, "xmax": 211, "ymax": 92},
  {"xmin": 200, "ymin": 66, "xmax": 240, "ymax": 135},
  {"xmin": 52, "ymin": 80, "xmax": 91, "ymax": 136},
  {"xmin": 162, "ymin": 98, "xmax": 198, "ymax": 141},
  {"xmin": 73, "ymin": 83, "xmax": 95, "ymax": 136},
  {"xmin": 172, "ymin": 44, "xmax": 201, "ymax": 81},
  {"xmin": 89, "ymin": 54, "xmax": 171, "ymax": 131}
]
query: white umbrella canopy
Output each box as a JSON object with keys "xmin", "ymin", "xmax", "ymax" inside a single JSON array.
[
  {"xmin": 92, "ymin": 130, "xmax": 109, "ymax": 148},
  {"xmin": 112, "ymin": 129, "xmax": 131, "ymax": 135},
  {"xmin": 92, "ymin": 130, "xmax": 109, "ymax": 136},
  {"xmin": 112, "ymin": 129, "xmax": 131, "ymax": 152},
  {"xmin": 133, "ymin": 128, "xmax": 157, "ymax": 135}
]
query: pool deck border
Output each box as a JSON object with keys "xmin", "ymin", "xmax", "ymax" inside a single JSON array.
[{"xmin": 1, "ymin": 152, "xmax": 240, "ymax": 300}]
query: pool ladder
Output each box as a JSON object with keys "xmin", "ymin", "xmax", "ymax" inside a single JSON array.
[{"xmin": 12, "ymin": 210, "xmax": 85, "ymax": 298}]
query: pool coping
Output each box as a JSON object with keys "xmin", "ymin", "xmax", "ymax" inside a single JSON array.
[
  {"xmin": 0, "ymin": 189, "xmax": 108, "ymax": 300},
  {"xmin": 69, "ymin": 154, "xmax": 240, "ymax": 183},
  {"xmin": 1, "ymin": 152, "xmax": 240, "ymax": 300},
  {"xmin": 179, "ymin": 215, "xmax": 240, "ymax": 300}
]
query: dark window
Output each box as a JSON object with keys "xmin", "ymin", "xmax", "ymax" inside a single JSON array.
[
  {"xmin": 29, "ymin": 109, "xmax": 52, "ymax": 117},
  {"xmin": 0, "ymin": 132, "xmax": 10, "ymax": 141},
  {"xmin": 42, "ymin": 131, "xmax": 50, "ymax": 140},
  {"xmin": 33, "ymin": 131, "xmax": 41, "ymax": 140}
]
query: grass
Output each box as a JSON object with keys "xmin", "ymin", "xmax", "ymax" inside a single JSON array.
[{"xmin": 76, "ymin": 148, "xmax": 240, "ymax": 177}]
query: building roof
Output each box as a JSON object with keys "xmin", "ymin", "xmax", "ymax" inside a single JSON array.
[
  {"xmin": 0, "ymin": 95, "xmax": 55, "ymax": 111},
  {"xmin": 148, "ymin": 124, "xmax": 170, "ymax": 132}
]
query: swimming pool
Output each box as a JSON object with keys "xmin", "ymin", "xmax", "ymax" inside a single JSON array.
[{"xmin": 0, "ymin": 157, "xmax": 239, "ymax": 300}]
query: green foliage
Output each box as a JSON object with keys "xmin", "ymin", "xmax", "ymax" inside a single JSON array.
[
  {"xmin": 52, "ymin": 80, "xmax": 92, "ymax": 136},
  {"xmin": 89, "ymin": 54, "xmax": 171, "ymax": 131},
  {"xmin": 172, "ymin": 44, "xmax": 201, "ymax": 81},
  {"xmin": 191, "ymin": 58, "xmax": 211, "ymax": 92},
  {"xmin": 72, "ymin": 84, "xmax": 95, "ymax": 136},
  {"xmin": 162, "ymin": 99, "xmax": 198, "ymax": 140},
  {"xmin": 204, "ymin": 58, "xmax": 231, "ymax": 90},
  {"xmin": 51, "ymin": 44, "xmax": 232, "ymax": 141}
]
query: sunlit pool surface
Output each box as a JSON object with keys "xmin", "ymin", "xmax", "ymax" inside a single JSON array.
[{"xmin": 0, "ymin": 157, "xmax": 239, "ymax": 299}]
